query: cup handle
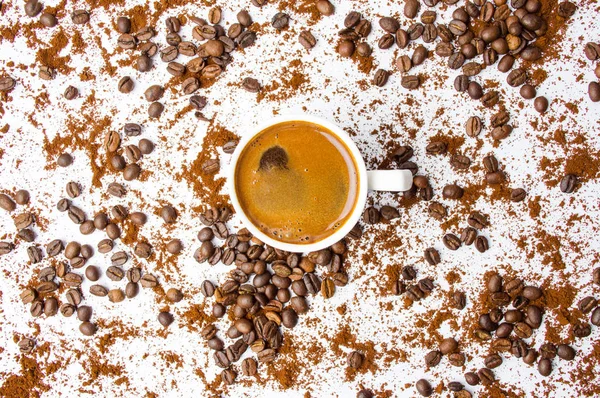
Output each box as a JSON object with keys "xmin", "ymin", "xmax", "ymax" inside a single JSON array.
[{"xmin": 367, "ymin": 170, "xmax": 413, "ymax": 192}]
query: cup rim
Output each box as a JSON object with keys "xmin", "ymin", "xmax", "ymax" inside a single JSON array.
[{"xmin": 227, "ymin": 114, "xmax": 368, "ymax": 253}]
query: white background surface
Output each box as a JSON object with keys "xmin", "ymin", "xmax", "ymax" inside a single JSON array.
[{"xmin": 1, "ymin": 0, "xmax": 600, "ymax": 396}]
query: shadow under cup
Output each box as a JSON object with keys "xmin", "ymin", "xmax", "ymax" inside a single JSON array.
[{"xmin": 234, "ymin": 120, "xmax": 360, "ymax": 245}]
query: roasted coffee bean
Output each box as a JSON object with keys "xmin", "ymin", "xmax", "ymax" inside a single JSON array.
[
  {"xmin": 418, "ymin": 278, "xmax": 434, "ymax": 293},
  {"xmin": 428, "ymin": 202, "xmax": 446, "ymax": 221},
  {"xmin": 589, "ymin": 82, "xmax": 600, "ymax": 102},
  {"xmin": 158, "ymin": 311, "xmax": 174, "ymax": 327},
  {"xmin": 442, "ymin": 184, "xmax": 464, "ymax": 199},
  {"xmin": 194, "ymin": 241, "xmax": 215, "ymax": 263},
  {"xmin": 485, "ymin": 354, "xmax": 502, "ymax": 369},
  {"xmin": 534, "ymin": 96, "xmax": 549, "ymax": 113},
  {"xmin": 271, "ymin": 12, "xmax": 289, "ymax": 30},
  {"xmin": 465, "ymin": 116, "xmax": 482, "ymax": 137},
  {"xmin": 363, "ymin": 207, "xmax": 380, "ymax": 224},
  {"xmin": 416, "ymin": 379, "xmax": 432, "ymax": 397},
  {"xmin": 89, "ymin": 284, "xmax": 108, "ymax": 297},
  {"xmin": 27, "ymin": 246, "xmax": 42, "ymax": 264},
  {"xmin": 460, "ymin": 227, "xmax": 477, "ymax": 246},
  {"xmin": 557, "ymin": 344, "xmax": 576, "ymax": 360},
  {"xmin": 344, "ymin": 11, "xmax": 361, "ymax": 28},
  {"xmin": 505, "ymin": 65, "xmax": 528, "ymax": 88},
  {"xmin": 66, "ymin": 288, "xmax": 82, "ymax": 306},
  {"xmin": 148, "ymin": 102, "xmax": 164, "ymax": 118},
  {"xmin": 401, "ymin": 75, "xmax": 420, "ymax": 90},
  {"xmin": 560, "ymin": 174, "xmax": 577, "ymax": 193},
  {"xmin": 591, "ymin": 307, "xmax": 600, "ymax": 326},
  {"xmin": 380, "ymin": 205, "xmax": 400, "ymax": 221},
  {"xmin": 426, "ymin": 141, "xmax": 447, "ymax": 156},
  {"xmin": 424, "ymin": 350, "xmax": 442, "ymax": 367},
  {"xmin": 378, "ymin": 34, "xmax": 395, "ymax": 49},
  {"xmin": 79, "ymin": 322, "xmax": 96, "ymax": 336},
  {"xmin": 475, "ymin": 236, "xmax": 489, "ymax": 253},
  {"xmin": 573, "ymin": 323, "xmax": 592, "ymax": 338},
  {"xmin": 537, "ymin": 358, "xmax": 552, "ymax": 376},
  {"xmin": 298, "ymin": 30, "xmax": 317, "ymax": 50},
  {"xmin": 439, "ymin": 337, "xmax": 458, "ymax": 354},
  {"xmin": 373, "ymin": 69, "xmax": 389, "ymax": 87},
  {"xmin": 380, "ymin": 17, "xmax": 400, "ymax": 33},
  {"xmin": 477, "ymin": 368, "xmax": 495, "ymax": 385},
  {"xmin": 347, "ymin": 351, "xmax": 364, "ymax": 368},
  {"xmin": 0, "ymin": 241, "xmax": 15, "ymax": 255},
  {"xmin": 123, "ymin": 164, "xmax": 140, "ymax": 181},
  {"xmin": 71, "ymin": 9, "xmax": 89, "ymax": 25},
  {"xmin": 423, "ymin": 247, "xmax": 440, "ymax": 265}
]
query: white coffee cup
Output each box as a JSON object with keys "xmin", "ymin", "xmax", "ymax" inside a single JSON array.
[{"xmin": 228, "ymin": 114, "xmax": 413, "ymax": 253}]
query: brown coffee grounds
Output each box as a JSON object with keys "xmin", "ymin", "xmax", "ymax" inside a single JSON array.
[
  {"xmin": 35, "ymin": 28, "xmax": 75, "ymax": 76},
  {"xmin": 351, "ymin": 53, "xmax": 376, "ymax": 75},
  {"xmin": 256, "ymin": 60, "xmax": 311, "ymax": 103},
  {"xmin": 0, "ymin": 355, "xmax": 50, "ymax": 397},
  {"xmin": 82, "ymin": 352, "xmax": 125, "ymax": 387},
  {"xmin": 328, "ymin": 324, "xmax": 380, "ymax": 381},
  {"xmin": 180, "ymin": 302, "xmax": 215, "ymax": 333},
  {"xmin": 277, "ymin": 0, "xmax": 322, "ymax": 25},
  {"xmin": 175, "ymin": 123, "xmax": 238, "ymax": 210}
]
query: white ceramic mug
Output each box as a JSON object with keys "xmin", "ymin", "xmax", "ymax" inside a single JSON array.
[{"xmin": 228, "ymin": 115, "xmax": 413, "ymax": 252}]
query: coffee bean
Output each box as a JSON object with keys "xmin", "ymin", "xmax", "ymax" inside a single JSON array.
[
  {"xmin": 373, "ymin": 69, "xmax": 389, "ymax": 87},
  {"xmin": 71, "ymin": 9, "xmax": 89, "ymax": 25},
  {"xmin": 555, "ymin": 344, "xmax": 575, "ymax": 361},
  {"xmin": 424, "ymin": 350, "xmax": 442, "ymax": 367},
  {"xmin": 443, "ymin": 234, "xmax": 461, "ymax": 250},
  {"xmin": 578, "ymin": 296, "xmax": 597, "ymax": 314},
  {"xmin": 451, "ymin": 291, "xmax": 466, "ymax": 309},
  {"xmin": 590, "ymin": 306, "xmax": 600, "ymax": 326},
  {"xmin": 271, "ymin": 12, "xmax": 289, "ymax": 30},
  {"xmin": 16, "ymin": 228, "xmax": 34, "ymax": 242},
  {"xmin": 424, "ymin": 247, "xmax": 440, "ymax": 265},
  {"xmin": 316, "ymin": 0, "xmax": 334, "ymax": 15},
  {"xmin": 347, "ymin": 351, "xmax": 364, "ymax": 368},
  {"xmin": 401, "ymin": 75, "xmax": 420, "ymax": 90},
  {"xmin": 588, "ymin": 81, "xmax": 600, "ymax": 102},
  {"xmin": 158, "ymin": 311, "xmax": 173, "ymax": 327},
  {"xmin": 465, "ymin": 116, "xmax": 482, "ymax": 137},
  {"xmin": 241, "ymin": 357, "xmax": 258, "ymax": 376},
  {"xmin": 299, "ymin": 30, "xmax": 317, "ymax": 49},
  {"xmin": 79, "ymin": 322, "xmax": 96, "ymax": 336},
  {"xmin": 507, "ymin": 68, "xmax": 527, "ymax": 87},
  {"xmin": 460, "ymin": 227, "xmax": 477, "ymax": 245},
  {"xmin": 380, "ymin": 205, "xmax": 400, "ymax": 220},
  {"xmin": 115, "ymin": 16, "xmax": 131, "ymax": 33},
  {"xmin": 38, "ymin": 65, "xmax": 55, "ymax": 81},
  {"xmin": 89, "ymin": 284, "xmax": 108, "ymax": 297},
  {"xmin": 133, "ymin": 241, "xmax": 152, "ymax": 259},
  {"xmin": 538, "ymin": 358, "xmax": 552, "ymax": 376},
  {"xmin": 379, "ymin": 17, "xmax": 400, "ymax": 33},
  {"xmin": 240, "ymin": 77, "xmax": 261, "ymax": 93},
  {"xmin": 442, "ymin": 184, "xmax": 464, "ymax": 199},
  {"xmin": 426, "ymin": 141, "xmax": 447, "ymax": 156},
  {"xmin": 560, "ymin": 174, "xmax": 577, "ymax": 193},
  {"xmin": 416, "ymin": 379, "xmax": 432, "ymax": 397},
  {"xmin": 110, "ymin": 251, "xmax": 128, "ymax": 267},
  {"xmin": 477, "ymin": 368, "xmax": 495, "ymax": 385},
  {"xmin": 439, "ymin": 337, "xmax": 458, "ymax": 354},
  {"xmin": 344, "ymin": 11, "xmax": 361, "ymax": 28},
  {"xmin": 532, "ymin": 96, "xmax": 549, "ymax": 114},
  {"xmin": 428, "ymin": 202, "xmax": 446, "ymax": 221},
  {"xmin": 584, "ymin": 42, "xmax": 600, "ymax": 60},
  {"xmin": 363, "ymin": 207, "xmax": 380, "ymax": 224},
  {"xmin": 485, "ymin": 354, "xmax": 502, "ymax": 368},
  {"xmin": 148, "ymin": 102, "xmax": 164, "ymax": 118}
]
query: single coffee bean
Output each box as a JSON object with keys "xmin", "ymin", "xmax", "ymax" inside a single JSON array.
[
  {"xmin": 242, "ymin": 77, "xmax": 261, "ymax": 93},
  {"xmin": 401, "ymin": 75, "xmax": 420, "ymax": 90},
  {"xmin": 442, "ymin": 184, "xmax": 464, "ymax": 199},
  {"xmin": 442, "ymin": 234, "xmax": 461, "ymax": 250},
  {"xmin": 538, "ymin": 358, "xmax": 552, "ymax": 376},
  {"xmin": 71, "ymin": 9, "xmax": 90, "ymax": 25},
  {"xmin": 534, "ymin": 96, "xmax": 549, "ymax": 113},
  {"xmin": 80, "ymin": 322, "xmax": 96, "ymax": 336},
  {"xmin": 557, "ymin": 344, "xmax": 576, "ymax": 360},
  {"xmin": 363, "ymin": 207, "xmax": 380, "ymax": 224},
  {"xmin": 271, "ymin": 12, "xmax": 289, "ymax": 30},
  {"xmin": 347, "ymin": 351, "xmax": 364, "ymax": 368},
  {"xmin": 158, "ymin": 312, "xmax": 174, "ymax": 327},
  {"xmin": 511, "ymin": 188, "xmax": 526, "ymax": 202},
  {"xmin": 485, "ymin": 354, "xmax": 503, "ymax": 368},
  {"xmin": 148, "ymin": 102, "xmax": 164, "ymax": 118},
  {"xmin": 380, "ymin": 17, "xmax": 400, "ymax": 33},
  {"xmin": 299, "ymin": 30, "xmax": 317, "ymax": 49},
  {"xmin": 465, "ymin": 372, "xmax": 480, "ymax": 386},
  {"xmin": 316, "ymin": 0, "xmax": 335, "ymax": 15},
  {"xmin": 424, "ymin": 248, "xmax": 440, "ymax": 265},
  {"xmin": 373, "ymin": 69, "xmax": 389, "ymax": 87},
  {"xmin": 560, "ymin": 174, "xmax": 577, "ymax": 193},
  {"xmin": 125, "ymin": 282, "xmax": 139, "ymax": 298},
  {"xmin": 589, "ymin": 82, "xmax": 600, "ymax": 102},
  {"xmin": 478, "ymin": 368, "xmax": 495, "ymax": 385},
  {"xmin": 416, "ymin": 379, "xmax": 432, "ymax": 397}
]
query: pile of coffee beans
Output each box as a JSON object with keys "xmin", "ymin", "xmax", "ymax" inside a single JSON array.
[
  {"xmin": 337, "ymin": 11, "xmax": 373, "ymax": 60},
  {"xmin": 585, "ymin": 42, "xmax": 600, "ymax": 102},
  {"xmin": 194, "ymin": 206, "xmax": 353, "ymax": 384},
  {"xmin": 115, "ymin": 7, "xmax": 257, "ymax": 118}
]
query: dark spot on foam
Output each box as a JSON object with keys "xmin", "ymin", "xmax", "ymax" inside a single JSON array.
[{"xmin": 258, "ymin": 145, "xmax": 288, "ymax": 171}]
